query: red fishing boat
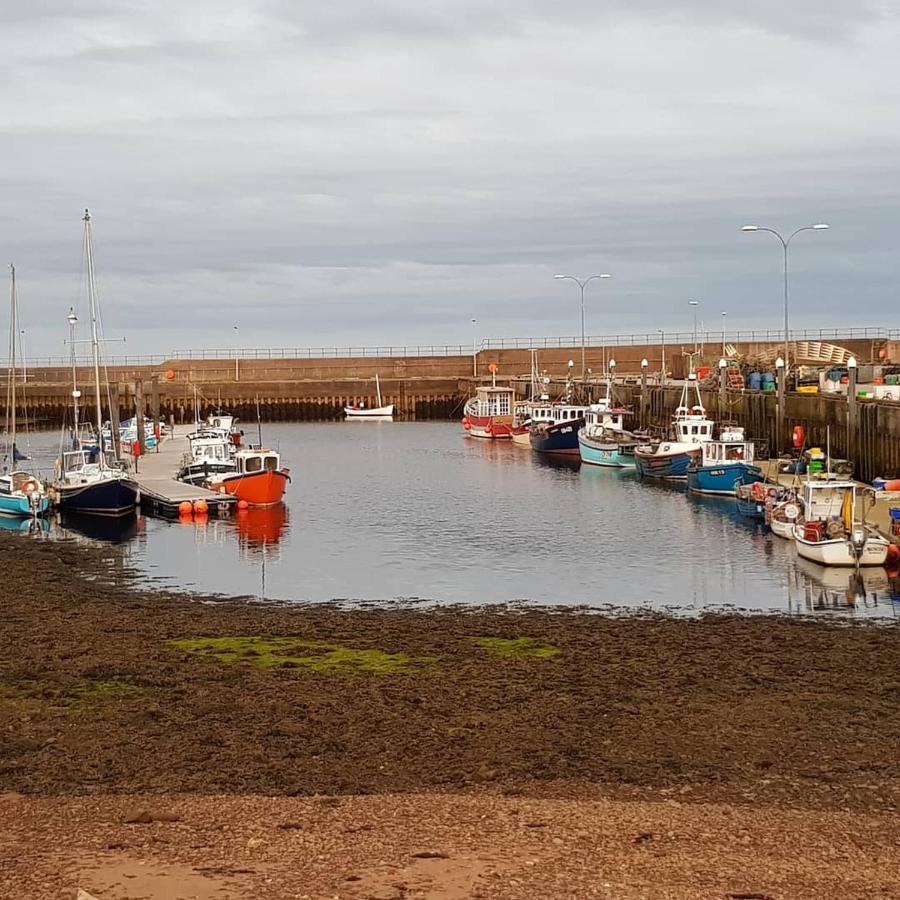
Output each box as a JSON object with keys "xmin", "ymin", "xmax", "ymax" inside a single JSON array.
[
  {"xmin": 205, "ymin": 447, "xmax": 290, "ymax": 507},
  {"xmin": 462, "ymin": 385, "xmax": 517, "ymax": 440}
]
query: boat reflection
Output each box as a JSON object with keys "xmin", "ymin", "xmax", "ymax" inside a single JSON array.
[
  {"xmin": 56, "ymin": 511, "xmax": 143, "ymax": 544},
  {"xmin": 234, "ymin": 503, "xmax": 288, "ymax": 554},
  {"xmin": 0, "ymin": 515, "xmax": 50, "ymax": 535},
  {"xmin": 790, "ymin": 557, "xmax": 895, "ymax": 615}
]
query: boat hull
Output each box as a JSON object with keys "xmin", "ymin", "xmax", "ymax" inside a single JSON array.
[
  {"xmin": 211, "ymin": 469, "xmax": 291, "ymax": 507},
  {"xmin": 0, "ymin": 493, "xmax": 50, "ymax": 518},
  {"xmin": 794, "ymin": 531, "xmax": 890, "ymax": 567},
  {"xmin": 510, "ymin": 426, "xmax": 531, "ymax": 447},
  {"xmin": 463, "ymin": 415, "xmax": 514, "ymax": 440},
  {"xmin": 56, "ymin": 476, "xmax": 139, "ymax": 517},
  {"xmin": 344, "ymin": 405, "xmax": 394, "ymax": 418},
  {"xmin": 529, "ymin": 420, "xmax": 584, "ymax": 456},
  {"xmin": 687, "ymin": 463, "xmax": 763, "ymax": 496},
  {"xmin": 634, "ymin": 445, "xmax": 700, "ymax": 480},
  {"xmin": 769, "ymin": 516, "xmax": 796, "ymax": 540},
  {"xmin": 577, "ymin": 433, "xmax": 635, "ymax": 467}
]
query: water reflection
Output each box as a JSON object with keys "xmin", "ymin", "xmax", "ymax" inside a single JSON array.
[
  {"xmin": 57, "ymin": 512, "xmax": 143, "ymax": 544},
  {"xmin": 9, "ymin": 424, "xmax": 900, "ymax": 617},
  {"xmin": 0, "ymin": 516, "xmax": 50, "ymax": 536}
]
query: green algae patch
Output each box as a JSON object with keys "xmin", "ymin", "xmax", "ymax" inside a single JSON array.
[
  {"xmin": 472, "ymin": 637, "xmax": 561, "ymax": 660},
  {"xmin": 168, "ymin": 636, "xmax": 435, "ymax": 675}
]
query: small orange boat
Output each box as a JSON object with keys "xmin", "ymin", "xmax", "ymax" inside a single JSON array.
[{"xmin": 206, "ymin": 447, "xmax": 290, "ymax": 507}]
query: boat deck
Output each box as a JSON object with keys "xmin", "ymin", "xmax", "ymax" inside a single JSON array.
[{"xmin": 131, "ymin": 425, "xmax": 235, "ymax": 517}]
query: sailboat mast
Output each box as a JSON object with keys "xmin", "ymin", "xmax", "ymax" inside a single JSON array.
[
  {"xmin": 375, "ymin": 373, "xmax": 382, "ymax": 408},
  {"xmin": 67, "ymin": 308, "xmax": 79, "ymax": 438},
  {"xmin": 83, "ymin": 210, "xmax": 105, "ymax": 462},
  {"xmin": 8, "ymin": 264, "xmax": 17, "ymax": 461}
]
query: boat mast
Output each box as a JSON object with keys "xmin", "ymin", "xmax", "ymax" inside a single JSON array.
[
  {"xmin": 375, "ymin": 373, "xmax": 382, "ymax": 408},
  {"xmin": 83, "ymin": 209, "xmax": 105, "ymax": 467},
  {"xmin": 67, "ymin": 308, "xmax": 79, "ymax": 441},
  {"xmin": 8, "ymin": 264, "xmax": 17, "ymax": 466}
]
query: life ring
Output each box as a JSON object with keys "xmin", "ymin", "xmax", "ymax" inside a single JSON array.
[
  {"xmin": 750, "ymin": 482, "xmax": 767, "ymax": 502},
  {"xmin": 22, "ymin": 479, "xmax": 39, "ymax": 494},
  {"xmin": 783, "ymin": 503, "xmax": 800, "ymax": 520},
  {"xmin": 792, "ymin": 425, "xmax": 805, "ymax": 449}
]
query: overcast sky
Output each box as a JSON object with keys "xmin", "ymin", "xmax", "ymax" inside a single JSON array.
[{"xmin": 1, "ymin": 0, "xmax": 898, "ymax": 357}]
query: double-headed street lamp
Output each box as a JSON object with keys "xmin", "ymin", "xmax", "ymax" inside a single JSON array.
[
  {"xmin": 741, "ymin": 222, "xmax": 829, "ymax": 379},
  {"xmin": 553, "ymin": 273, "xmax": 612, "ymax": 379}
]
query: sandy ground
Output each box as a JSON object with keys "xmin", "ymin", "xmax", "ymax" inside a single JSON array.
[
  {"xmin": 3, "ymin": 532, "xmax": 900, "ymax": 898},
  {"xmin": 4, "ymin": 791, "xmax": 900, "ymax": 900}
]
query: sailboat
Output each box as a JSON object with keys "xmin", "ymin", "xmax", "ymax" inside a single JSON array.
[
  {"xmin": 55, "ymin": 210, "xmax": 139, "ymax": 516},
  {"xmin": 0, "ymin": 265, "xmax": 50, "ymax": 518},
  {"xmin": 344, "ymin": 373, "xmax": 394, "ymax": 419}
]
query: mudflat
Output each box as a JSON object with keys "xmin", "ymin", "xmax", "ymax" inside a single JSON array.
[{"xmin": 2, "ymin": 532, "xmax": 899, "ymax": 898}]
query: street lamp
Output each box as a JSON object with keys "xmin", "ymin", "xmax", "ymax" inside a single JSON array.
[
  {"xmin": 553, "ymin": 273, "xmax": 612, "ymax": 379},
  {"xmin": 721, "ymin": 311, "xmax": 727, "ymax": 359},
  {"xmin": 471, "ymin": 318, "xmax": 477, "ymax": 378},
  {"xmin": 688, "ymin": 300, "xmax": 699, "ymax": 354},
  {"xmin": 741, "ymin": 222, "xmax": 829, "ymax": 382}
]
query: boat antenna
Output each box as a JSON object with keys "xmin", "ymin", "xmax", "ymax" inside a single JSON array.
[{"xmin": 256, "ymin": 395, "xmax": 262, "ymax": 446}]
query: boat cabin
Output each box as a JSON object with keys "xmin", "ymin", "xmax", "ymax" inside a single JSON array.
[
  {"xmin": 59, "ymin": 448, "xmax": 121, "ymax": 482},
  {"xmin": 801, "ymin": 479, "xmax": 857, "ymax": 523},
  {"xmin": 699, "ymin": 428, "xmax": 755, "ymax": 466},
  {"xmin": 470, "ymin": 386, "xmax": 515, "ymax": 419},
  {"xmin": 234, "ymin": 447, "xmax": 282, "ymax": 475},
  {"xmin": 0, "ymin": 471, "xmax": 40, "ymax": 496},
  {"xmin": 529, "ymin": 403, "xmax": 589, "ymax": 425},
  {"xmin": 673, "ymin": 407, "xmax": 714, "ymax": 444},
  {"xmin": 188, "ymin": 431, "xmax": 233, "ymax": 464},
  {"xmin": 583, "ymin": 402, "xmax": 631, "ymax": 433}
]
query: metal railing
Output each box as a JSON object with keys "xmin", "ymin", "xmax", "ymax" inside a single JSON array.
[{"xmin": 14, "ymin": 326, "xmax": 899, "ymax": 366}]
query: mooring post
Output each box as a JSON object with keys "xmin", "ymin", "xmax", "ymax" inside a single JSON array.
[
  {"xmin": 640, "ymin": 358, "xmax": 648, "ymax": 430},
  {"xmin": 109, "ymin": 383, "xmax": 122, "ymax": 459},
  {"xmin": 775, "ymin": 356, "xmax": 785, "ymax": 455},
  {"xmin": 135, "ymin": 379, "xmax": 146, "ymax": 457},
  {"xmin": 150, "ymin": 375, "xmax": 161, "ymax": 452},
  {"xmin": 847, "ymin": 356, "xmax": 858, "ymax": 465}
]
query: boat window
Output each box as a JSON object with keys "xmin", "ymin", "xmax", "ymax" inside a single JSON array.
[
  {"xmin": 264, "ymin": 456, "xmax": 278, "ymax": 471},
  {"xmin": 244, "ymin": 456, "xmax": 263, "ymax": 473},
  {"xmin": 497, "ymin": 395, "xmax": 510, "ymax": 415},
  {"xmin": 691, "ymin": 426, "xmax": 698, "ymax": 435}
]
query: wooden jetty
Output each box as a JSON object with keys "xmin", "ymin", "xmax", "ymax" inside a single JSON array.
[{"xmin": 131, "ymin": 425, "xmax": 235, "ymax": 517}]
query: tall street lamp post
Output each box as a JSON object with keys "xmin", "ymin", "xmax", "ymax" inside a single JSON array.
[
  {"xmin": 471, "ymin": 318, "xmax": 477, "ymax": 378},
  {"xmin": 741, "ymin": 222, "xmax": 829, "ymax": 383},
  {"xmin": 553, "ymin": 273, "xmax": 612, "ymax": 379},
  {"xmin": 721, "ymin": 311, "xmax": 727, "ymax": 359}
]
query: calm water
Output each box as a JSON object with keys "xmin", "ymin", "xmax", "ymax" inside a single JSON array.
[{"xmin": 10, "ymin": 422, "xmax": 900, "ymax": 617}]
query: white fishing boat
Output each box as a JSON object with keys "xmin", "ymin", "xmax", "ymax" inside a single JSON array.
[
  {"xmin": 345, "ymin": 374, "xmax": 394, "ymax": 419},
  {"xmin": 178, "ymin": 429, "xmax": 236, "ymax": 486},
  {"xmin": 767, "ymin": 489, "xmax": 802, "ymax": 540},
  {"xmin": 792, "ymin": 479, "xmax": 889, "ymax": 567}
]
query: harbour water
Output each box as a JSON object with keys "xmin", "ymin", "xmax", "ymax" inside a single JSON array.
[{"xmin": 10, "ymin": 422, "xmax": 899, "ymax": 617}]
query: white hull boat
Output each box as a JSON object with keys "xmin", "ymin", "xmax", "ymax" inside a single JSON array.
[
  {"xmin": 794, "ymin": 527, "xmax": 889, "ymax": 567},
  {"xmin": 345, "ymin": 374, "xmax": 394, "ymax": 419}
]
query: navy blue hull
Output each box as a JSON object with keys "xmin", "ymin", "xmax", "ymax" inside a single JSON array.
[
  {"xmin": 57, "ymin": 477, "xmax": 138, "ymax": 516},
  {"xmin": 529, "ymin": 419, "xmax": 584, "ymax": 456}
]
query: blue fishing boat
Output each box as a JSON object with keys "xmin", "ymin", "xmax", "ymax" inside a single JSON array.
[
  {"xmin": 735, "ymin": 477, "xmax": 769, "ymax": 520},
  {"xmin": 687, "ymin": 427, "xmax": 763, "ymax": 495},
  {"xmin": 529, "ymin": 403, "xmax": 589, "ymax": 456},
  {"xmin": 577, "ymin": 379, "xmax": 640, "ymax": 467},
  {"xmin": 634, "ymin": 373, "xmax": 714, "ymax": 480},
  {"xmin": 1, "ymin": 264, "xmax": 50, "ymax": 518}
]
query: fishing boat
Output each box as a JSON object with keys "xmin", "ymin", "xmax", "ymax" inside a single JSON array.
[
  {"xmin": 205, "ymin": 446, "xmax": 291, "ymax": 507},
  {"xmin": 207, "ymin": 412, "xmax": 243, "ymax": 445},
  {"xmin": 792, "ymin": 479, "xmax": 889, "ymax": 567},
  {"xmin": 767, "ymin": 489, "xmax": 803, "ymax": 540},
  {"xmin": 577, "ymin": 374, "xmax": 639, "ymax": 467},
  {"xmin": 634, "ymin": 373, "xmax": 714, "ymax": 480},
  {"xmin": 462, "ymin": 377, "xmax": 516, "ymax": 440},
  {"xmin": 687, "ymin": 426, "xmax": 763, "ymax": 495},
  {"xmin": 1, "ymin": 265, "xmax": 50, "ymax": 518},
  {"xmin": 345, "ymin": 374, "xmax": 394, "ymax": 419},
  {"xmin": 528, "ymin": 402, "xmax": 590, "ymax": 456},
  {"xmin": 177, "ymin": 429, "xmax": 236, "ymax": 486},
  {"xmin": 55, "ymin": 211, "xmax": 138, "ymax": 517}
]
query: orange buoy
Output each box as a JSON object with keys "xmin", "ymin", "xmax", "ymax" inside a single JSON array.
[
  {"xmin": 178, "ymin": 501, "xmax": 193, "ymax": 517},
  {"xmin": 237, "ymin": 499, "xmax": 249, "ymax": 510},
  {"xmin": 193, "ymin": 499, "xmax": 208, "ymax": 515},
  {"xmin": 883, "ymin": 479, "xmax": 900, "ymax": 492},
  {"xmin": 792, "ymin": 425, "xmax": 805, "ymax": 449},
  {"xmin": 488, "ymin": 363, "xmax": 498, "ymax": 374},
  {"xmin": 164, "ymin": 369, "xmax": 176, "ymax": 381}
]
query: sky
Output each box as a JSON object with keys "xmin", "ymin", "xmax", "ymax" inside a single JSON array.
[{"xmin": 1, "ymin": 0, "xmax": 898, "ymax": 358}]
